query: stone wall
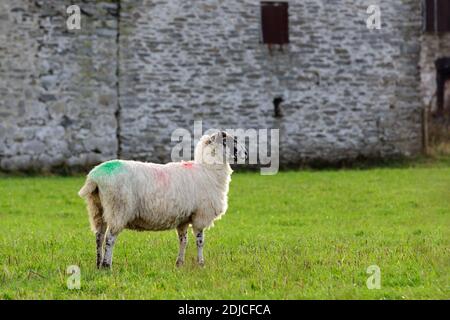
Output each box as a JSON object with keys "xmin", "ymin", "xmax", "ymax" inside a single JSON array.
[
  {"xmin": 118, "ymin": 0, "xmax": 423, "ymax": 165},
  {"xmin": 0, "ymin": 0, "xmax": 425, "ymax": 171},
  {"xmin": 0, "ymin": 0, "xmax": 118, "ymax": 172}
]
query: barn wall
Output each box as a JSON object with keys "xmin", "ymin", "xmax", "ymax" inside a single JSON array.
[
  {"xmin": 0, "ymin": 0, "xmax": 425, "ymax": 171},
  {"xmin": 0, "ymin": 0, "xmax": 118, "ymax": 172},
  {"xmin": 118, "ymin": 0, "xmax": 423, "ymax": 165}
]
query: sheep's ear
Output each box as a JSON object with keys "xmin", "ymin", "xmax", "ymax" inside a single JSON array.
[
  {"xmin": 208, "ymin": 131, "xmax": 226, "ymax": 144},
  {"xmin": 209, "ymin": 132, "xmax": 220, "ymax": 142}
]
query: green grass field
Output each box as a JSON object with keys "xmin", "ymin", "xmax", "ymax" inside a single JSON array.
[{"xmin": 0, "ymin": 165, "xmax": 449, "ymax": 299}]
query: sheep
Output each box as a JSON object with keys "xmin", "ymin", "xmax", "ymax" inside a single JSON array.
[{"xmin": 78, "ymin": 131, "xmax": 246, "ymax": 269}]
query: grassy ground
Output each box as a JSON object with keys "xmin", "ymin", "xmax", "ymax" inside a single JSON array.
[{"xmin": 0, "ymin": 165, "xmax": 449, "ymax": 299}]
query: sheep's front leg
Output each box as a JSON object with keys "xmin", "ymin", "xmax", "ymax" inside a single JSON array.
[
  {"xmin": 193, "ymin": 228, "xmax": 205, "ymax": 267},
  {"xmin": 175, "ymin": 223, "xmax": 189, "ymax": 267},
  {"xmin": 101, "ymin": 229, "xmax": 118, "ymax": 269}
]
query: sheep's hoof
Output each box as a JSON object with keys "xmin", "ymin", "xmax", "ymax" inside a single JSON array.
[
  {"xmin": 198, "ymin": 260, "xmax": 205, "ymax": 267},
  {"xmin": 175, "ymin": 259, "xmax": 184, "ymax": 267},
  {"xmin": 100, "ymin": 262, "xmax": 111, "ymax": 269}
]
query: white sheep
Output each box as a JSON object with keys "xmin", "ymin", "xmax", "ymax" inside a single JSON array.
[{"xmin": 78, "ymin": 131, "xmax": 246, "ymax": 269}]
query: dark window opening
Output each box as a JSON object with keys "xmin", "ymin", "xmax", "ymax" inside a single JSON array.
[
  {"xmin": 273, "ymin": 96, "xmax": 284, "ymax": 118},
  {"xmin": 260, "ymin": 2, "xmax": 289, "ymax": 45},
  {"xmin": 435, "ymin": 57, "xmax": 450, "ymax": 115},
  {"xmin": 423, "ymin": 0, "xmax": 450, "ymax": 33}
]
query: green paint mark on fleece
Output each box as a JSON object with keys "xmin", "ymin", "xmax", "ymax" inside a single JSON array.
[{"xmin": 89, "ymin": 160, "xmax": 124, "ymax": 179}]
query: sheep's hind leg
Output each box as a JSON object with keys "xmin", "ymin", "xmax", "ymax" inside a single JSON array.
[
  {"xmin": 193, "ymin": 227, "xmax": 205, "ymax": 267},
  {"xmin": 101, "ymin": 228, "xmax": 119, "ymax": 269},
  {"xmin": 95, "ymin": 223, "xmax": 107, "ymax": 269},
  {"xmin": 175, "ymin": 223, "xmax": 189, "ymax": 267}
]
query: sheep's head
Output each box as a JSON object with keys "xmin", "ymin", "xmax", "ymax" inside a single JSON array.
[{"xmin": 194, "ymin": 131, "xmax": 247, "ymax": 165}]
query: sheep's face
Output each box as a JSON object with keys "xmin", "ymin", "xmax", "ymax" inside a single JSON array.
[{"xmin": 195, "ymin": 131, "xmax": 247, "ymax": 165}]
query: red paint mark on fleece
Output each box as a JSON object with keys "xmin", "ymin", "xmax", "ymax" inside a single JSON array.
[
  {"xmin": 154, "ymin": 168, "xmax": 169, "ymax": 188},
  {"xmin": 182, "ymin": 161, "xmax": 194, "ymax": 169}
]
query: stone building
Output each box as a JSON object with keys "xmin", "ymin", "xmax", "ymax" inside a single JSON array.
[{"xmin": 0, "ymin": 0, "xmax": 448, "ymax": 172}]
